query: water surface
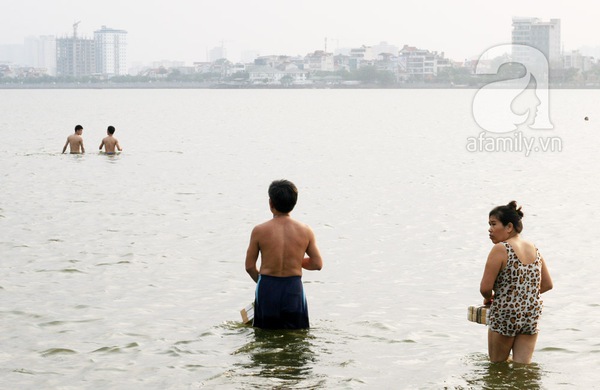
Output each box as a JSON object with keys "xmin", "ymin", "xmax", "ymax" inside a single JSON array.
[{"xmin": 1, "ymin": 89, "xmax": 598, "ymax": 389}]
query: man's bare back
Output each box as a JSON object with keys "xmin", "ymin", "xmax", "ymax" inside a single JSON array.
[
  {"xmin": 62, "ymin": 126, "xmax": 85, "ymax": 154},
  {"xmin": 99, "ymin": 126, "xmax": 122, "ymax": 154},
  {"xmin": 245, "ymin": 207, "xmax": 322, "ymax": 282},
  {"xmin": 99, "ymin": 135, "xmax": 122, "ymax": 153}
]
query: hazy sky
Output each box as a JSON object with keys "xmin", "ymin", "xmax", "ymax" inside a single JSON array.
[{"xmin": 1, "ymin": 0, "xmax": 598, "ymax": 65}]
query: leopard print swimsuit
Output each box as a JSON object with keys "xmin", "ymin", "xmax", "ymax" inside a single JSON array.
[{"xmin": 488, "ymin": 242, "xmax": 543, "ymax": 337}]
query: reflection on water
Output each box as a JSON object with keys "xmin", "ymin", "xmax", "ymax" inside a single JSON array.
[
  {"xmin": 233, "ymin": 328, "xmax": 326, "ymax": 389},
  {"xmin": 462, "ymin": 354, "xmax": 544, "ymax": 390}
]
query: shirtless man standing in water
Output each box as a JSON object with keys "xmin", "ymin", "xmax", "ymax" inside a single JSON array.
[
  {"xmin": 245, "ymin": 179, "xmax": 323, "ymax": 329},
  {"xmin": 62, "ymin": 125, "xmax": 85, "ymax": 154},
  {"xmin": 99, "ymin": 126, "xmax": 122, "ymax": 154}
]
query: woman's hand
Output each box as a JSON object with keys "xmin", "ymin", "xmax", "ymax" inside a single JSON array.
[{"xmin": 483, "ymin": 294, "xmax": 494, "ymax": 306}]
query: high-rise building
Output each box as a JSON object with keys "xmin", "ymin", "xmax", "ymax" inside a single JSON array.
[
  {"xmin": 209, "ymin": 46, "xmax": 227, "ymax": 62},
  {"xmin": 24, "ymin": 35, "xmax": 56, "ymax": 75},
  {"xmin": 512, "ymin": 17, "xmax": 561, "ymax": 70},
  {"xmin": 94, "ymin": 26, "xmax": 127, "ymax": 76},
  {"xmin": 56, "ymin": 22, "xmax": 95, "ymax": 77},
  {"xmin": 0, "ymin": 44, "xmax": 24, "ymax": 65}
]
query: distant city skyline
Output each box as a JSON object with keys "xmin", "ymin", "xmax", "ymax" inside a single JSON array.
[{"xmin": 2, "ymin": 0, "xmax": 600, "ymax": 66}]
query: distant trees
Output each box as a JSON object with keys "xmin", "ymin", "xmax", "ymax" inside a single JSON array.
[
  {"xmin": 1, "ymin": 60, "xmax": 598, "ymax": 87},
  {"xmin": 353, "ymin": 66, "xmax": 396, "ymax": 85},
  {"xmin": 436, "ymin": 67, "xmax": 477, "ymax": 85}
]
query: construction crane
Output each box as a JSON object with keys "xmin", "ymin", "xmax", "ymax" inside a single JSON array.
[
  {"xmin": 72, "ymin": 21, "xmax": 81, "ymax": 77},
  {"xmin": 73, "ymin": 21, "xmax": 81, "ymax": 38}
]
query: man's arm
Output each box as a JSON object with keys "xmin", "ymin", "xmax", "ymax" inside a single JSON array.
[
  {"xmin": 116, "ymin": 139, "xmax": 122, "ymax": 151},
  {"xmin": 302, "ymin": 227, "xmax": 323, "ymax": 271},
  {"xmin": 80, "ymin": 138, "xmax": 85, "ymax": 154},
  {"xmin": 62, "ymin": 138, "xmax": 69, "ymax": 153},
  {"xmin": 99, "ymin": 139, "xmax": 104, "ymax": 151},
  {"xmin": 245, "ymin": 227, "xmax": 260, "ymax": 282}
]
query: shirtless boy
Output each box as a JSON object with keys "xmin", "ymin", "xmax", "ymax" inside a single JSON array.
[
  {"xmin": 62, "ymin": 125, "xmax": 85, "ymax": 154},
  {"xmin": 245, "ymin": 179, "xmax": 323, "ymax": 329},
  {"xmin": 99, "ymin": 126, "xmax": 122, "ymax": 154}
]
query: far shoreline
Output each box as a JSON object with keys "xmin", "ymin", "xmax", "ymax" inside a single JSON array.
[{"xmin": 1, "ymin": 82, "xmax": 598, "ymax": 90}]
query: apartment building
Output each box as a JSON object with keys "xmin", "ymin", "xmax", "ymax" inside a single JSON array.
[
  {"xmin": 512, "ymin": 17, "xmax": 561, "ymax": 70},
  {"xmin": 563, "ymin": 50, "xmax": 594, "ymax": 72},
  {"xmin": 304, "ymin": 51, "xmax": 334, "ymax": 72},
  {"xmin": 56, "ymin": 34, "xmax": 95, "ymax": 77},
  {"xmin": 94, "ymin": 26, "xmax": 128, "ymax": 76},
  {"xmin": 398, "ymin": 45, "xmax": 450, "ymax": 80}
]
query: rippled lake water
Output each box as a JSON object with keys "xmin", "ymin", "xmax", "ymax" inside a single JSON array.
[{"xmin": 1, "ymin": 88, "xmax": 599, "ymax": 389}]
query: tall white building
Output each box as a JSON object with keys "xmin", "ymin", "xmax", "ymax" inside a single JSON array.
[
  {"xmin": 512, "ymin": 17, "xmax": 561, "ymax": 70},
  {"xmin": 94, "ymin": 26, "xmax": 127, "ymax": 76},
  {"xmin": 24, "ymin": 35, "xmax": 56, "ymax": 75}
]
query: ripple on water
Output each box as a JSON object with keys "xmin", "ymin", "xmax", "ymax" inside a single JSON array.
[
  {"xmin": 13, "ymin": 368, "xmax": 60, "ymax": 376},
  {"xmin": 40, "ymin": 348, "xmax": 78, "ymax": 357},
  {"xmin": 38, "ymin": 318, "xmax": 102, "ymax": 327},
  {"xmin": 538, "ymin": 346, "xmax": 577, "ymax": 353},
  {"xmin": 6, "ymin": 310, "xmax": 43, "ymax": 319},
  {"xmin": 91, "ymin": 342, "xmax": 139, "ymax": 354},
  {"xmin": 95, "ymin": 260, "xmax": 131, "ymax": 266},
  {"xmin": 35, "ymin": 268, "xmax": 86, "ymax": 274}
]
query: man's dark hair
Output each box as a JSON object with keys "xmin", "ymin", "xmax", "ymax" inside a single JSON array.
[
  {"xmin": 107, "ymin": 126, "xmax": 115, "ymax": 134},
  {"xmin": 268, "ymin": 179, "xmax": 298, "ymax": 213},
  {"xmin": 74, "ymin": 124, "xmax": 83, "ymax": 132}
]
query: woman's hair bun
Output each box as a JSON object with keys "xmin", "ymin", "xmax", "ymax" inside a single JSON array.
[{"xmin": 507, "ymin": 200, "xmax": 524, "ymax": 218}]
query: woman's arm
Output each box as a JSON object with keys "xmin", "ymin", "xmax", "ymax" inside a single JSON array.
[
  {"xmin": 540, "ymin": 255, "xmax": 553, "ymax": 294},
  {"xmin": 480, "ymin": 244, "xmax": 506, "ymax": 304}
]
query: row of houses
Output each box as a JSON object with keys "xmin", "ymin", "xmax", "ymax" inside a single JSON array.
[
  {"xmin": 0, "ymin": 64, "xmax": 49, "ymax": 79},
  {"xmin": 4, "ymin": 43, "xmax": 598, "ymax": 86},
  {"xmin": 176, "ymin": 45, "xmax": 454, "ymax": 85}
]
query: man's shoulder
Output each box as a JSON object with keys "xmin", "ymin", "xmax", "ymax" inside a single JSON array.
[
  {"xmin": 253, "ymin": 217, "xmax": 311, "ymax": 231},
  {"xmin": 253, "ymin": 219, "xmax": 275, "ymax": 230}
]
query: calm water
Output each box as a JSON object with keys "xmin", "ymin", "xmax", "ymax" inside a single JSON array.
[{"xmin": 1, "ymin": 88, "xmax": 599, "ymax": 389}]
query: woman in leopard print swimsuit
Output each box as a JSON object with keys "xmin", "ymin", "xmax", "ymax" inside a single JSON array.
[{"xmin": 480, "ymin": 201, "xmax": 553, "ymax": 364}]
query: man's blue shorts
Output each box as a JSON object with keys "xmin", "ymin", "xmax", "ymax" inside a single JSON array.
[{"xmin": 253, "ymin": 274, "xmax": 309, "ymax": 329}]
